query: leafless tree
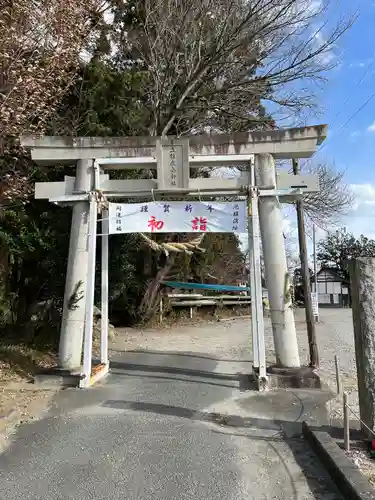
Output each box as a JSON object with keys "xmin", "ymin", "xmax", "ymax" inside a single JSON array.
[
  {"xmin": 120, "ymin": 0, "xmax": 355, "ymax": 136},
  {"xmin": 0, "ymin": 0, "xmax": 106, "ymax": 138},
  {"xmin": 284, "ymin": 232, "xmax": 299, "ymax": 270},
  {"xmin": 0, "ymin": 0, "xmax": 108, "ymax": 208},
  {"xmin": 116, "ymin": 0, "xmax": 355, "ymax": 318},
  {"xmin": 302, "ymin": 161, "xmax": 354, "ymax": 226}
]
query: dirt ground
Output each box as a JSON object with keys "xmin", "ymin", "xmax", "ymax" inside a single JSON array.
[
  {"xmin": 0, "ymin": 344, "xmax": 59, "ymax": 451},
  {"xmin": 347, "ymin": 443, "xmax": 375, "ymax": 487}
]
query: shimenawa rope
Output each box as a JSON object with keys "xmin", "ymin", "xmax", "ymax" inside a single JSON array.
[{"xmin": 94, "ymin": 190, "xmax": 206, "ymax": 255}]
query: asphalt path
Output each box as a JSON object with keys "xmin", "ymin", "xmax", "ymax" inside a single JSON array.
[{"xmin": 0, "ymin": 345, "xmax": 343, "ymax": 499}]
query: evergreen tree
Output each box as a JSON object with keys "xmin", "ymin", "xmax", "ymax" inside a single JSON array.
[{"xmin": 317, "ymin": 229, "xmax": 375, "ymax": 281}]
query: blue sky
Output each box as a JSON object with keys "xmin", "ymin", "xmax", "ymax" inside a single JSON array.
[
  {"xmin": 319, "ymin": 3, "xmax": 375, "ymax": 186},
  {"xmin": 282, "ymin": 1, "xmax": 375, "ymax": 252},
  {"xmin": 239, "ymin": 2, "xmax": 375, "ymax": 258}
]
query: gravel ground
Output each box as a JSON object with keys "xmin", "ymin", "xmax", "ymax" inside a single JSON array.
[
  {"xmin": 290, "ymin": 308, "xmax": 358, "ymax": 422},
  {"xmin": 113, "ymin": 307, "xmax": 371, "ymax": 490},
  {"xmin": 114, "ymin": 307, "xmax": 359, "ymax": 422}
]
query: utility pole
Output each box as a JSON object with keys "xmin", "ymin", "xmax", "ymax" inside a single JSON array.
[
  {"xmin": 313, "ymin": 224, "xmax": 317, "ymax": 291},
  {"xmin": 293, "ymin": 159, "xmax": 319, "ymax": 368},
  {"xmin": 312, "ymin": 224, "xmax": 319, "ymax": 322}
]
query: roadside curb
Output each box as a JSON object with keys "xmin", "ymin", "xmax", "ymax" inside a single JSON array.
[{"xmin": 302, "ymin": 422, "xmax": 374, "ymax": 500}]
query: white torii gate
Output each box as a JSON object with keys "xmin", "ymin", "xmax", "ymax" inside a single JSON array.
[{"xmin": 21, "ymin": 125, "xmax": 326, "ymax": 389}]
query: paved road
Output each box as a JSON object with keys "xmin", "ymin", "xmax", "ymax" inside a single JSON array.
[{"xmin": 0, "ymin": 322, "xmax": 343, "ymax": 499}]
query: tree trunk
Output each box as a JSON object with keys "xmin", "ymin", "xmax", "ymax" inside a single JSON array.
[
  {"xmin": 16, "ymin": 288, "xmax": 39, "ymax": 325},
  {"xmin": 138, "ymin": 254, "xmax": 176, "ymax": 320}
]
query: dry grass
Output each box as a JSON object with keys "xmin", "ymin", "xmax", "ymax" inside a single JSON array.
[
  {"xmin": 0, "ymin": 342, "xmax": 57, "ymax": 385},
  {"xmin": 0, "ymin": 342, "xmax": 58, "ymax": 449},
  {"xmin": 347, "ymin": 442, "xmax": 375, "ymax": 487}
]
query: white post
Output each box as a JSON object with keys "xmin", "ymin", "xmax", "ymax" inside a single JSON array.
[
  {"xmin": 248, "ymin": 158, "xmax": 266, "ymax": 379},
  {"xmin": 59, "ymin": 159, "xmax": 94, "ymax": 371},
  {"xmin": 101, "ymin": 208, "xmax": 109, "ymax": 365},
  {"xmin": 313, "ymin": 224, "xmax": 317, "ymax": 293},
  {"xmin": 313, "ymin": 224, "xmax": 319, "ymax": 321},
  {"xmin": 82, "ymin": 197, "xmax": 98, "ymax": 388},
  {"xmin": 159, "ymin": 297, "xmax": 163, "ymax": 324},
  {"xmin": 343, "ymin": 392, "xmax": 350, "ymax": 451},
  {"xmin": 248, "ymin": 196, "xmax": 259, "ymax": 369},
  {"xmin": 335, "ymin": 355, "xmax": 342, "ymax": 395},
  {"xmin": 255, "ymin": 154, "xmax": 300, "ymax": 368},
  {"xmin": 250, "ymin": 184, "xmax": 267, "ymax": 380}
]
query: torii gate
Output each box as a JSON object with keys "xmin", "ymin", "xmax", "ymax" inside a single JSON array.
[{"xmin": 21, "ymin": 125, "xmax": 326, "ymax": 389}]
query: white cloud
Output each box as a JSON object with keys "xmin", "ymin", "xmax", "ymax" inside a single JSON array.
[
  {"xmin": 241, "ymin": 183, "xmax": 375, "ymax": 262},
  {"xmin": 368, "ymin": 121, "xmax": 375, "ymax": 132},
  {"xmin": 349, "ymin": 130, "xmax": 361, "ymax": 143},
  {"xmin": 281, "ymin": 183, "xmax": 375, "ymax": 264},
  {"xmin": 350, "ymin": 130, "xmax": 361, "ymax": 138},
  {"xmin": 349, "ymin": 61, "xmax": 366, "ymax": 69},
  {"xmin": 303, "ymin": 0, "xmax": 323, "ymax": 17},
  {"xmin": 313, "ymin": 30, "xmax": 337, "ymax": 66},
  {"xmin": 340, "ymin": 183, "xmax": 375, "ymax": 239}
]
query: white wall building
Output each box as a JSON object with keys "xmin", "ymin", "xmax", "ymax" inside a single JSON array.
[{"xmin": 311, "ymin": 267, "xmax": 350, "ymax": 307}]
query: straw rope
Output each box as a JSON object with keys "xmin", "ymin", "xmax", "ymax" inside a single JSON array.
[{"xmin": 93, "ymin": 190, "xmax": 206, "ymax": 255}]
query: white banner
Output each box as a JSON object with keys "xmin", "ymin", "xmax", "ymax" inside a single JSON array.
[
  {"xmin": 311, "ymin": 292, "xmax": 319, "ymax": 316},
  {"xmin": 108, "ymin": 201, "xmax": 246, "ymax": 235}
]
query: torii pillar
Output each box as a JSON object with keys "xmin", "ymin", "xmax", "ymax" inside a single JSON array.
[
  {"xmin": 60, "ymin": 159, "xmax": 94, "ymax": 370},
  {"xmin": 21, "ymin": 126, "xmax": 327, "ymax": 373}
]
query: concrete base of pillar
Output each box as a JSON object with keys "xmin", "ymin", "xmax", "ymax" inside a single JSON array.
[
  {"xmin": 33, "ymin": 367, "xmax": 84, "ymax": 388},
  {"xmin": 33, "ymin": 361, "xmax": 110, "ymax": 389},
  {"xmin": 252, "ymin": 365, "xmax": 321, "ymax": 390}
]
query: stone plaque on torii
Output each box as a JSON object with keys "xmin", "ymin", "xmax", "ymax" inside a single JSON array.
[{"xmin": 21, "ymin": 125, "xmax": 326, "ymax": 389}]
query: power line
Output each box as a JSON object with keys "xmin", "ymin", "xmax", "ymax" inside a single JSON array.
[
  {"xmin": 302, "ymin": 89, "xmax": 375, "ymax": 168},
  {"xmin": 331, "ymin": 55, "xmax": 375, "ymax": 122},
  {"xmin": 300, "ymin": 43, "xmax": 375, "ymax": 167}
]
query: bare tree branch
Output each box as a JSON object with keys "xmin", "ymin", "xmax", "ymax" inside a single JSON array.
[
  {"xmin": 0, "ymin": 0, "xmax": 104, "ymax": 137},
  {"xmin": 115, "ymin": 0, "xmax": 356, "ymax": 135},
  {"xmin": 301, "ymin": 161, "xmax": 354, "ymax": 227}
]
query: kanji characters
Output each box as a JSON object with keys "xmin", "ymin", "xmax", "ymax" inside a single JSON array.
[
  {"xmin": 191, "ymin": 216, "xmax": 207, "ymax": 231},
  {"xmin": 169, "ymin": 146, "xmax": 177, "ymax": 186},
  {"xmin": 148, "ymin": 216, "xmax": 164, "ymax": 232},
  {"xmin": 232, "ymin": 203, "xmax": 241, "ymax": 232},
  {"xmin": 163, "ymin": 204, "xmax": 170, "ymax": 213},
  {"xmin": 116, "ymin": 204, "xmax": 122, "ymax": 218},
  {"xmin": 141, "ymin": 205, "xmax": 148, "ymax": 213},
  {"xmin": 115, "ymin": 205, "xmax": 123, "ymax": 232},
  {"xmin": 185, "ymin": 204, "xmax": 193, "ymax": 212},
  {"xmin": 169, "ymin": 147, "xmax": 176, "ymax": 160}
]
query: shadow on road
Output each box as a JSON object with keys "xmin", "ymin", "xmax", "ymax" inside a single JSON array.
[
  {"xmin": 101, "ymin": 398, "xmax": 308, "ymax": 435},
  {"xmin": 111, "ymin": 369, "xmax": 249, "ymax": 389},
  {"xmin": 101, "ymin": 399, "xmax": 343, "ymax": 500},
  {"xmin": 110, "ymin": 348, "xmax": 249, "ymax": 363},
  {"xmin": 110, "ymin": 360, "xmax": 240, "ymax": 380},
  {"xmin": 109, "ymin": 352, "xmax": 255, "ymax": 391}
]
